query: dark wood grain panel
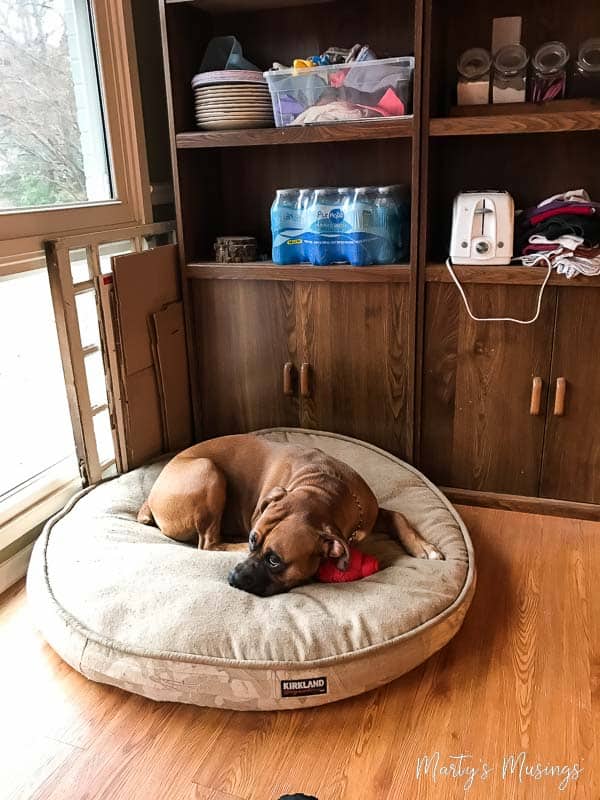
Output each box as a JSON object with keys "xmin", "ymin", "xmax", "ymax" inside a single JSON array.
[
  {"xmin": 191, "ymin": 280, "xmax": 299, "ymax": 437},
  {"xmin": 430, "ymin": 110, "xmax": 600, "ymax": 137},
  {"xmin": 421, "ymin": 282, "xmax": 557, "ymax": 494},
  {"xmin": 426, "ymin": 264, "xmax": 600, "ymax": 287},
  {"xmin": 176, "ymin": 119, "xmax": 413, "ymax": 149},
  {"xmin": 541, "ymin": 288, "xmax": 600, "ymax": 503},
  {"xmin": 419, "ymin": 283, "xmax": 458, "ymax": 482},
  {"xmin": 297, "ymin": 282, "xmax": 411, "ymax": 458},
  {"xmin": 211, "ymin": 0, "xmax": 415, "ymax": 70},
  {"xmin": 186, "ymin": 262, "xmax": 410, "ymax": 282}
]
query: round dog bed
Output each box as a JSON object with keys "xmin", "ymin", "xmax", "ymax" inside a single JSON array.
[{"xmin": 27, "ymin": 428, "xmax": 475, "ymax": 710}]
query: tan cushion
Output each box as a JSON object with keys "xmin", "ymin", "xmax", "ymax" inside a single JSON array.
[{"xmin": 27, "ymin": 429, "xmax": 475, "ymax": 709}]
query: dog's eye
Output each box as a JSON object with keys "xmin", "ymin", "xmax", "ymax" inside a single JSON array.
[{"xmin": 266, "ymin": 553, "xmax": 281, "ymax": 569}]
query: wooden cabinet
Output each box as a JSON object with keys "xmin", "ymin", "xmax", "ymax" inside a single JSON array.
[
  {"xmin": 191, "ymin": 279, "xmax": 298, "ymax": 437},
  {"xmin": 191, "ymin": 277, "xmax": 412, "ymax": 458},
  {"xmin": 541, "ymin": 289, "xmax": 600, "ymax": 503},
  {"xmin": 297, "ymin": 282, "xmax": 411, "ymax": 457},
  {"xmin": 422, "ymin": 283, "xmax": 600, "ymax": 505},
  {"xmin": 421, "ymin": 282, "xmax": 557, "ymax": 496}
]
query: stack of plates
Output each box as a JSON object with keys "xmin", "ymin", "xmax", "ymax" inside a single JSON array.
[{"xmin": 192, "ymin": 70, "xmax": 274, "ymax": 131}]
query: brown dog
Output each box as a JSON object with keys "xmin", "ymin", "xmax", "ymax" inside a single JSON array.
[{"xmin": 137, "ymin": 434, "xmax": 443, "ymax": 596}]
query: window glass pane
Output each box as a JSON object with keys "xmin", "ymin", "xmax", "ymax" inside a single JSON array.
[
  {"xmin": 74, "ymin": 289, "xmax": 100, "ymax": 348},
  {"xmin": 84, "ymin": 351, "xmax": 107, "ymax": 408},
  {"xmin": 69, "ymin": 247, "xmax": 90, "ymax": 284},
  {"xmin": 93, "ymin": 408, "xmax": 114, "ymax": 465},
  {"xmin": 0, "ymin": 0, "xmax": 112, "ymax": 211},
  {"xmin": 0, "ymin": 270, "xmax": 76, "ymax": 499},
  {"xmin": 98, "ymin": 240, "xmax": 135, "ymax": 274},
  {"xmin": 142, "ymin": 232, "xmax": 175, "ymax": 251}
]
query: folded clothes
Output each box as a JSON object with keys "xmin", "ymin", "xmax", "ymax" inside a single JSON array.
[
  {"xmin": 516, "ymin": 214, "xmax": 600, "ymax": 254},
  {"xmin": 527, "ymin": 204, "xmax": 597, "ymax": 226}
]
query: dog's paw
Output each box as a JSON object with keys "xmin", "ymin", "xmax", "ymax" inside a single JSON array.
[{"xmin": 422, "ymin": 542, "xmax": 445, "ymax": 560}]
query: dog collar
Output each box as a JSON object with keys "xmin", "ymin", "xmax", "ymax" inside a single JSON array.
[{"xmin": 349, "ymin": 490, "xmax": 364, "ymax": 539}]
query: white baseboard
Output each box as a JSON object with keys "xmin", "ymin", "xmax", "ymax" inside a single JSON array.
[{"xmin": 0, "ymin": 542, "xmax": 34, "ymax": 595}]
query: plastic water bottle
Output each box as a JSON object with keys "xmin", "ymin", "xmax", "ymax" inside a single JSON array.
[
  {"xmin": 271, "ymin": 188, "xmax": 303, "ymax": 264},
  {"xmin": 347, "ymin": 187, "xmax": 378, "ymax": 266},
  {"xmin": 378, "ymin": 185, "xmax": 410, "ymax": 262}
]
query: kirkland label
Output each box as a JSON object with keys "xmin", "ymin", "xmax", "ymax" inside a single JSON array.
[{"xmin": 281, "ymin": 677, "xmax": 328, "ymax": 698}]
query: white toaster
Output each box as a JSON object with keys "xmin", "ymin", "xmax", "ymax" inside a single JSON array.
[{"xmin": 449, "ymin": 191, "xmax": 514, "ymax": 265}]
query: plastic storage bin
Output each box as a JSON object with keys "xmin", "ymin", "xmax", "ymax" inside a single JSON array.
[{"xmin": 264, "ymin": 57, "xmax": 414, "ymax": 127}]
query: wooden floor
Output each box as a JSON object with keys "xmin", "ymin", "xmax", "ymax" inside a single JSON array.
[{"xmin": 1, "ymin": 505, "xmax": 599, "ymax": 800}]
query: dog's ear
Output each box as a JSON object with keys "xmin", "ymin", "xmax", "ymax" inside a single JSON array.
[
  {"xmin": 259, "ymin": 486, "xmax": 287, "ymax": 514},
  {"xmin": 319, "ymin": 525, "xmax": 351, "ymax": 571}
]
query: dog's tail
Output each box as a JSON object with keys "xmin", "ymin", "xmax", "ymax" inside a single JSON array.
[{"xmin": 137, "ymin": 499, "xmax": 155, "ymax": 526}]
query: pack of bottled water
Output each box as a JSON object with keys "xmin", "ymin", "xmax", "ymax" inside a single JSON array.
[{"xmin": 271, "ymin": 185, "xmax": 409, "ymax": 266}]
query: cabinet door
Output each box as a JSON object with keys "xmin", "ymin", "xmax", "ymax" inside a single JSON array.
[
  {"xmin": 421, "ymin": 283, "xmax": 557, "ymax": 495},
  {"xmin": 541, "ymin": 288, "xmax": 600, "ymax": 503},
  {"xmin": 296, "ymin": 282, "xmax": 411, "ymax": 459},
  {"xmin": 191, "ymin": 279, "xmax": 299, "ymax": 437}
]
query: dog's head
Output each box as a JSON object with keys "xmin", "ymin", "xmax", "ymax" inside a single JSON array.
[{"xmin": 227, "ymin": 486, "xmax": 350, "ymax": 596}]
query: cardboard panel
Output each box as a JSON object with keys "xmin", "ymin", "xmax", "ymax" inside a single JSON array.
[
  {"xmin": 112, "ymin": 245, "xmax": 179, "ymax": 375},
  {"xmin": 110, "ymin": 245, "xmax": 192, "ymax": 469},
  {"xmin": 122, "ymin": 368, "xmax": 164, "ymax": 468},
  {"xmin": 150, "ymin": 301, "xmax": 193, "ymax": 452}
]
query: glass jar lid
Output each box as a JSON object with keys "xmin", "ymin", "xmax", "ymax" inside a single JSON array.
[
  {"xmin": 578, "ymin": 38, "xmax": 600, "ymax": 73},
  {"xmin": 494, "ymin": 44, "xmax": 529, "ymax": 75},
  {"xmin": 457, "ymin": 48, "xmax": 492, "ymax": 80},
  {"xmin": 533, "ymin": 41, "xmax": 570, "ymax": 74}
]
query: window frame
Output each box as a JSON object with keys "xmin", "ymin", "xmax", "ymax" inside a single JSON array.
[{"xmin": 0, "ymin": 0, "xmax": 152, "ymax": 248}]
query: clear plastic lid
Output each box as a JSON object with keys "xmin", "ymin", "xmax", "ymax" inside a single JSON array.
[
  {"xmin": 457, "ymin": 48, "xmax": 492, "ymax": 80},
  {"xmin": 533, "ymin": 41, "xmax": 570, "ymax": 75},
  {"xmin": 577, "ymin": 38, "xmax": 600, "ymax": 74},
  {"xmin": 494, "ymin": 44, "xmax": 529, "ymax": 76}
]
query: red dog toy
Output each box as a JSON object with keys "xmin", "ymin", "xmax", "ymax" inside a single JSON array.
[{"xmin": 317, "ymin": 547, "xmax": 379, "ymax": 583}]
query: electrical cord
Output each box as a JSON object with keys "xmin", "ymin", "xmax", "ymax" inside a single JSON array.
[{"xmin": 445, "ymin": 254, "xmax": 555, "ymax": 324}]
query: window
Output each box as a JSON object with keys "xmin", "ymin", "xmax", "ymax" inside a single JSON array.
[
  {"xmin": 0, "ymin": 269, "xmax": 79, "ymax": 514},
  {"xmin": 0, "ymin": 0, "xmax": 151, "ymax": 246},
  {"xmin": 0, "ymin": 0, "xmax": 112, "ymax": 211}
]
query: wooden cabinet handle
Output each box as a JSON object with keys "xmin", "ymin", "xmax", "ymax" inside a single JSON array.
[
  {"xmin": 554, "ymin": 377, "xmax": 567, "ymax": 416},
  {"xmin": 300, "ymin": 363, "xmax": 311, "ymax": 398},
  {"xmin": 530, "ymin": 377, "xmax": 542, "ymax": 415},
  {"xmin": 283, "ymin": 362, "xmax": 294, "ymax": 396}
]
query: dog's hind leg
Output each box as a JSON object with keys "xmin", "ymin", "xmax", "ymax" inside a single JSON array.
[
  {"xmin": 377, "ymin": 508, "xmax": 444, "ymax": 560},
  {"xmin": 144, "ymin": 457, "xmax": 227, "ymax": 549},
  {"xmin": 137, "ymin": 500, "xmax": 155, "ymax": 526}
]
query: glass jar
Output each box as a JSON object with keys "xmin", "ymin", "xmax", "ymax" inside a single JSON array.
[
  {"xmin": 457, "ymin": 48, "xmax": 492, "ymax": 105},
  {"xmin": 493, "ymin": 44, "xmax": 529, "ymax": 103},
  {"xmin": 530, "ymin": 41, "xmax": 569, "ymax": 102},
  {"xmin": 570, "ymin": 38, "xmax": 600, "ymax": 99}
]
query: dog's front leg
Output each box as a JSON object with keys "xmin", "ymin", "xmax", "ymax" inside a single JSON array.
[{"xmin": 377, "ymin": 509, "xmax": 444, "ymax": 560}]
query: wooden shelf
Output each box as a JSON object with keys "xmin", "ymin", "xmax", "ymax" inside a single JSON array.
[
  {"xmin": 430, "ymin": 108, "xmax": 600, "ymax": 137},
  {"xmin": 176, "ymin": 118, "xmax": 414, "ymax": 149},
  {"xmin": 186, "ymin": 261, "xmax": 411, "ymax": 282},
  {"xmin": 426, "ymin": 263, "xmax": 600, "ymax": 286}
]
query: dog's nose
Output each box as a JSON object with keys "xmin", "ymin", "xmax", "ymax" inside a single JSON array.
[{"xmin": 248, "ymin": 530, "xmax": 258, "ymax": 551}]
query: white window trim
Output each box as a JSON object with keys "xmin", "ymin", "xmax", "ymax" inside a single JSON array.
[
  {"xmin": 0, "ymin": 0, "xmax": 152, "ymax": 253},
  {"xmin": 0, "ymin": 459, "xmax": 82, "ymax": 552}
]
